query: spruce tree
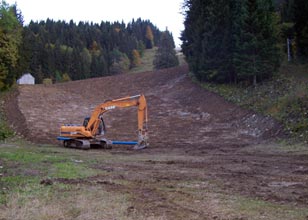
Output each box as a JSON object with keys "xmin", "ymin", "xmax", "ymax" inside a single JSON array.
[
  {"xmin": 205, "ymin": 0, "xmax": 231, "ymax": 83},
  {"xmin": 181, "ymin": 0, "xmax": 209, "ymax": 81},
  {"xmin": 153, "ymin": 30, "xmax": 179, "ymax": 69},
  {"xmin": 239, "ymin": 0, "xmax": 280, "ymax": 85},
  {"xmin": 181, "ymin": 0, "xmax": 231, "ymax": 82},
  {"xmin": 227, "ymin": 0, "xmax": 247, "ymax": 83},
  {"xmin": 294, "ymin": 0, "xmax": 308, "ymax": 58}
]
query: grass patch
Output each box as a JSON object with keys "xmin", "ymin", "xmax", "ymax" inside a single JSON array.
[
  {"xmin": 178, "ymin": 181, "xmax": 308, "ymax": 220},
  {"xmin": 129, "ymin": 48, "xmax": 157, "ymax": 73},
  {"xmin": 1, "ymin": 176, "xmax": 38, "ymax": 188},
  {"xmin": 0, "ymin": 183, "xmax": 161, "ymax": 220},
  {"xmin": 51, "ymin": 162, "xmax": 98, "ymax": 179},
  {"xmin": 0, "ymin": 176, "xmax": 39, "ymax": 204},
  {"xmin": 129, "ymin": 48, "xmax": 185, "ymax": 74},
  {"xmin": 0, "ymin": 145, "xmax": 66, "ymax": 164},
  {"xmin": 232, "ymin": 195, "xmax": 308, "ymax": 220},
  {"xmin": 0, "ymin": 143, "xmax": 102, "ymax": 206},
  {"xmin": 0, "ymin": 144, "xmax": 101, "ymax": 180},
  {"xmin": 242, "ymin": 141, "xmax": 308, "ymax": 155}
]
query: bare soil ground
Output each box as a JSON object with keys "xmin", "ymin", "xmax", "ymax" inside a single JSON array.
[{"xmin": 3, "ymin": 65, "xmax": 308, "ymax": 219}]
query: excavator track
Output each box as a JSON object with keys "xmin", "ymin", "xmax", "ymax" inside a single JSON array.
[{"xmin": 63, "ymin": 139, "xmax": 91, "ymax": 149}]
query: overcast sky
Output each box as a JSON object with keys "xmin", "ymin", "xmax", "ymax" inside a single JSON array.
[{"xmin": 6, "ymin": 0, "xmax": 185, "ymax": 47}]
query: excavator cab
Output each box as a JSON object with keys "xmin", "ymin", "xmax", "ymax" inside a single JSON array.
[
  {"xmin": 83, "ymin": 117, "xmax": 90, "ymax": 127},
  {"xmin": 83, "ymin": 116, "xmax": 106, "ymax": 135}
]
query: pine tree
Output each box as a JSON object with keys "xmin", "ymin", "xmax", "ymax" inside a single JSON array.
[
  {"xmin": 204, "ymin": 0, "xmax": 231, "ymax": 82},
  {"xmin": 239, "ymin": 0, "xmax": 280, "ymax": 85},
  {"xmin": 80, "ymin": 48, "xmax": 92, "ymax": 79},
  {"xmin": 181, "ymin": 0, "xmax": 208, "ymax": 81},
  {"xmin": 294, "ymin": 0, "xmax": 308, "ymax": 58},
  {"xmin": 281, "ymin": 0, "xmax": 295, "ymax": 23},
  {"xmin": 227, "ymin": 0, "xmax": 247, "ymax": 83},
  {"xmin": 153, "ymin": 30, "xmax": 179, "ymax": 69},
  {"xmin": 181, "ymin": 0, "xmax": 231, "ymax": 82},
  {"xmin": 280, "ymin": 0, "xmax": 295, "ymax": 60}
]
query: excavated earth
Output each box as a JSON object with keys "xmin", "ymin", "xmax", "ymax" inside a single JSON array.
[
  {"xmin": 6, "ymin": 66, "xmax": 281, "ymax": 146},
  {"xmin": 4, "ymin": 65, "xmax": 308, "ymax": 218}
]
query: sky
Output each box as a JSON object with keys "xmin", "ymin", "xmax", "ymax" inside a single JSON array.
[{"xmin": 6, "ymin": 0, "xmax": 185, "ymax": 47}]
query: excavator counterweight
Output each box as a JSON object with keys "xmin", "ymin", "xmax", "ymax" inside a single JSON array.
[{"xmin": 57, "ymin": 94, "xmax": 148, "ymax": 150}]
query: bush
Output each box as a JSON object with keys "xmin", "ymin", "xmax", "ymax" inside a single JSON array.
[
  {"xmin": 0, "ymin": 121, "xmax": 13, "ymax": 140},
  {"xmin": 62, "ymin": 73, "xmax": 71, "ymax": 82},
  {"xmin": 42, "ymin": 78, "xmax": 53, "ymax": 85},
  {"xmin": 0, "ymin": 96, "xmax": 13, "ymax": 140},
  {"xmin": 110, "ymin": 49, "xmax": 130, "ymax": 73}
]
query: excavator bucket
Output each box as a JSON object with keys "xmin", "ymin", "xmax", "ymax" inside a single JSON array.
[
  {"xmin": 133, "ymin": 144, "xmax": 147, "ymax": 150},
  {"xmin": 111, "ymin": 140, "xmax": 147, "ymax": 150},
  {"xmin": 133, "ymin": 140, "xmax": 148, "ymax": 150}
]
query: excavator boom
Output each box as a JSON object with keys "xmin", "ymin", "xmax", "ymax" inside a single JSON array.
[{"xmin": 58, "ymin": 94, "xmax": 148, "ymax": 149}]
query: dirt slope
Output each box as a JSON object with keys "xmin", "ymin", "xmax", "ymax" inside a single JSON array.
[
  {"xmin": 5, "ymin": 65, "xmax": 281, "ymax": 147},
  {"xmin": 4, "ymin": 66, "xmax": 308, "ymax": 218}
]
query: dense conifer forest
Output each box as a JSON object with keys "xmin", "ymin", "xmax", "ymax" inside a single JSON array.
[
  {"xmin": 20, "ymin": 19, "xmax": 164, "ymax": 83},
  {"xmin": 181, "ymin": 0, "xmax": 308, "ymax": 85}
]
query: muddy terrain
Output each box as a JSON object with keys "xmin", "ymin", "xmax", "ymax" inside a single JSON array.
[{"xmin": 3, "ymin": 65, "xmax": 308, "ymax": 219}]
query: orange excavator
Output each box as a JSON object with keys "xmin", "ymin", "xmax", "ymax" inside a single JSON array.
[{"xmin": 57, "ymin": 94, "xmax": 148, "ymax": 150}]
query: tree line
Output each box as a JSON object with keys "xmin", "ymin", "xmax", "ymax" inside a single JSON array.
[
  {"xmin": 181, "ymin": 0, "xmax": 308, "ymax": 85},
  {"xmin": 20, "ymin": 18, "xmax": 164, "ymax": 83},
  {"xmin": 23, "ymin": 19, "xmax": 165, "ymax": 83},
  {"xmin": 0, "ymin": 1, "xmax": 178, "ymax": 89}
]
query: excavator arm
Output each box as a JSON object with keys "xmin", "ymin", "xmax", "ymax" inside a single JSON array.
[
  {"xmin": 58, "ymin": 94, "xmax": 148, "ymax": 149},
  {"xmin": 86, "ymin": 94, "xmax": 147, "ymax": 136}
]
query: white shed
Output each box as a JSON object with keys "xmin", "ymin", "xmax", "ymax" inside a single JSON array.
[{"xmin": 17, "ymin": 73, "xmax": 35, "ymax": 85}]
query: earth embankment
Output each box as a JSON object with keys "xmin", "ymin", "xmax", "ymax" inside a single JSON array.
[{"xmin": 5, "ymin": 66, "xmax": 281, "ymax": 148}]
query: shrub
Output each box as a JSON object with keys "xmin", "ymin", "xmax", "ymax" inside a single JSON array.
[
  {"xmin": 62, "ymin": 73, "xmax": 71, "ymax": 82},
  {"xmin": 42, "ymin": 78, "xmax": 53, "ymax": 85}
]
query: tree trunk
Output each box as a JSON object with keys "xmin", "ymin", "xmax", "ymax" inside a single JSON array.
[{"xmin": 253, "ymin": 74, "xmax": 257, "ymax": 87}]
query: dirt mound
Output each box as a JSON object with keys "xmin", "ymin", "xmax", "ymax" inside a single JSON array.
[{"xmin": 4, "ymin": 65, "xmax": 282, "ymax": 147}]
